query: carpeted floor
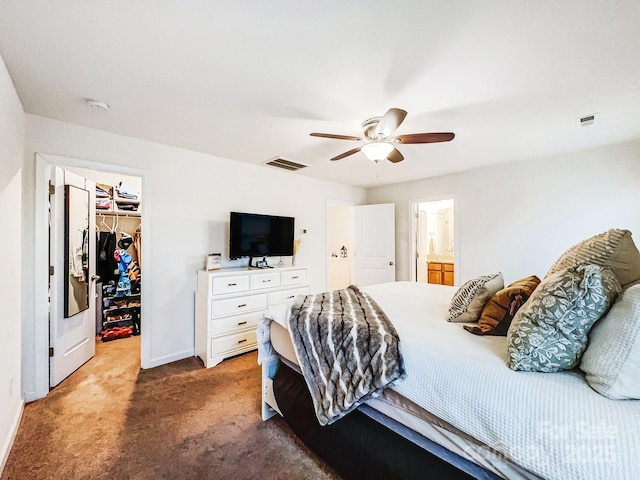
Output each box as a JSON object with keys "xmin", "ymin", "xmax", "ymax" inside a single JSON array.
[{"xmin": 2, "ymin": 337, "xmax": 339, "ymax": 480}]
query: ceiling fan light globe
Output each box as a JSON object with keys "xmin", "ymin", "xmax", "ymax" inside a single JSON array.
[{"xmin": 361, "ymin": 142, "xmax": 394, "ymax": 162}]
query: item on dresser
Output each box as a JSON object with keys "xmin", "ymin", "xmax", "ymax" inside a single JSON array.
[
  {"xmin": 195, "ymin": 266, "xmax": 309, "ymax": 368},
  {"xmin": 206, "ymin": 253, "xmax": 222, "ymax": 271}
]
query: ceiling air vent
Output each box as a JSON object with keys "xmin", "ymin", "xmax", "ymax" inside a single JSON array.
[
  {"xmin": 579, "ymin": 114, "xmax": 596, "ymax": 126},
  {"xmin": 264, "ymin": 157, "xmax": 309, "ymax": 171}
]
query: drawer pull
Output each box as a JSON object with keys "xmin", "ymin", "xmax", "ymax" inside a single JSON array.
[
  {"xmin": 237, "ymin": 303, "xmax": 247, "ymax": 308},
  {"xmin": 262, "ymin": 279, "xmax": 271, "ymax": 283},
  {"xmin": 237, "ymin": 321, "xmax": 248, "ymax": 326},
  {"xmin": 287, "ymin": 295, "xmax": 295, "ymax": 299},
  {"xmin": 238, "ymin": 339, "xmax": 248, "ymax": 344},
  {"xmin": 291, "ymin": 276, "xmax": 299, "ymax": 279},
  {"xmin": 228, "ymin": 283, "xmax": 237, "ymax": 286}
]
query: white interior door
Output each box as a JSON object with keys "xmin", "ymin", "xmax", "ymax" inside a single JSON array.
[
  {"xmin": 354, "ymin": 204, "xmax": 396, "ymax": 286},
  {"xmin": 50, "ymin": 166, "xmax": 97, "ymax": 387}
]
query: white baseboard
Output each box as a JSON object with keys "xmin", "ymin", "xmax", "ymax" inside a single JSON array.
[
  {"xmin": 0, "ymin": 400, "xmax": 24, "ymax": 475},
  {"xmin": 145, "ymin": 349, "xmax": 194, "ymax": 369}
]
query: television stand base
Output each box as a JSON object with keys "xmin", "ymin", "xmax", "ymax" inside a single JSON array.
[{"xmin": 249, "ymin": 256, "xmax": 272, "ymax": 269}]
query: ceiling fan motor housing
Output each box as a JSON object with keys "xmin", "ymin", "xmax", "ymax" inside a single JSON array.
[{"xmin": 362, "ymin": 117, "xmax": 382, "ymax": 139}]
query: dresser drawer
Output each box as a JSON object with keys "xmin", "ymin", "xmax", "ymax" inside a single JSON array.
[
  {"xmin": 443, "ymin": 263, "xmax": 454, "ymax": 272},
  {"xmin": 281, "ymin": 269, "xmax": 307, "ymax": 286},
  {"xmin": 211, "ymin": 294, "xmax": 267, "ymax": 318},
  {"xmin": 211, "ymin": 275, "xmax": 250, "ymax": 295},
  {"xmin": 211, "ymin": 312, "xmax": 261, "ymax": 336},
  {"xmin": 211, "ymin": 330, "xmax": 257, "ymax": 355},
  {"xmin": 269, "ymin": 286, "xmax": 309, "ymax": 306},
  {"xmin": 250, "ymin": 271, "xmax": 280, "ymax": 290}
]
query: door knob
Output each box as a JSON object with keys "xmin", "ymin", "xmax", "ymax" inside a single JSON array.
[{"xmin": 389, "ymin": 262, "xmax": 394, "ymax": 266}]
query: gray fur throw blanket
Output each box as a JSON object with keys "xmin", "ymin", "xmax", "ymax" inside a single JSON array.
[{"xmin": 288, "ymin": 285, "xmax": 405, "ymax": 426}]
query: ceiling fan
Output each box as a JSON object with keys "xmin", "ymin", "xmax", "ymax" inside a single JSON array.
[{"xmin": 311, "ymin": 108, "xmax": 454, "ymax": 163}]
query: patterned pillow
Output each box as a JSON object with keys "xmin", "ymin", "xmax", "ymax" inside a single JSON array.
[
  {"xmin": 507, "ymin": 265, "xmax": 620, "ymax": 372},
  {"xmin": 464, "ymin": 275, "xmax": 541, "ymax": 336},
  {"xmin": 546, "ymin": 229, "xmax": 640, "ymax": 288},
  {"xmin": 447, "ymin": 273, "xmax": 504, "ymax": 323},
  {"xmin": 580, "ymin": 285, "xmax": 640, "ymax": 399}
]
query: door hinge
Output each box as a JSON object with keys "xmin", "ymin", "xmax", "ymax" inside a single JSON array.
[
  {"xmin": 49, "ymin": 265, "xmax": 54, "ymax": 276},
  {"xmin": 49, "ymin": 347, "xmax": 54, "ymax": 357},
  {"xmin": 49, "ymin": 182, "xmax": 55, "ymax": 195}
]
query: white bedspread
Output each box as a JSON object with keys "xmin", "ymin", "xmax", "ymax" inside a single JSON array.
[{"xmin": 363, "ymin": 281, "xmax": 640, "ymax": 480}]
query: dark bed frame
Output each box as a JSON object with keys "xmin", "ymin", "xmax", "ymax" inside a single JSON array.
[{"xmin": 273, "ymin": 360, "xmax": 497, "ymax": 480}]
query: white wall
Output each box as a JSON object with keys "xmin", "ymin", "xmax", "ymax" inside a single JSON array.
[
  {"xmin": 0, "ymin": 54, "xmax": 24, "ymax": 471},
  {"xmin": 367, "ymin": 140, "xmax": 640, "ymax": 286},
  {"xmin": 22, "ymin": 114, "xmax": 366, "ymax": 398}
]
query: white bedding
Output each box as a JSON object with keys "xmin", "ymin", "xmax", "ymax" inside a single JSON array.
[{"xmin": 363, "ymin": 281, "xmax": 640, "ymax": 480}]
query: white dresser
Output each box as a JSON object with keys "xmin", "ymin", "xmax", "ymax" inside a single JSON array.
[{"xmin": 195, "ymin": 266, "xmax": 309, "ymax": 368}]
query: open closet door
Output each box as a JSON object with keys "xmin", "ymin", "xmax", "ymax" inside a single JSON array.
[
  {"xmin": 354, "ymin": 204, "xmax": 396, "ymax": 286},
  {"xmin": 50, "ymin": 166, "xmax": 97, "ymax": 387}
]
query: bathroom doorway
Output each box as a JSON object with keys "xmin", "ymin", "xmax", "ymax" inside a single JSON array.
[{"xmin": 411, "ymin": 198, "xmax": 456, "ymax": 285}]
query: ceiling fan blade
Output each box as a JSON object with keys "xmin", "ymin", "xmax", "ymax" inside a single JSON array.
[
  {"xmin": 387, "ymin": 147, "xmax": 404, "ymax": 163},
  {"xmin": 374, "ymin": 108, "xmax": 408, "ymax": 138},
  {"xmin": 310, "ymin": 133, "xmax": 361, "ymax": 141},
  {"xmin": 396, "ymin": 132, "xmax": 455, "ymax": 144},
  {"xmin": 330, "ymin": 147, "xmax": 361, "ymax": 161}
]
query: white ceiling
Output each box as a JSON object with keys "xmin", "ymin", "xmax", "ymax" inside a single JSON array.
[{"xmin": 1, "ymin": 1, "xmax": 639, "ymax": 188}]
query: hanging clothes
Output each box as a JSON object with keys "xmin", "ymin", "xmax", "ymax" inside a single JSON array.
[
  {"xmin": 97, "ymin": 231, "xmax": 119, "ymax": 282},
  {"xmin": 134, "ymin": 229, "xmax": 142, "ymax": 270},
  {"xmin": 114, "ymin": 250, "xmax": 132, "ymax": 297}
]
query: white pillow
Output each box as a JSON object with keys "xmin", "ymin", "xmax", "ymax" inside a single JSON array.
[
  {"xmin": 580, "ymin": 285, "xmax": 640, "ymax": 399},
  {"xmin": 447, "ymin": 273, "xmax": 504, "ymax": 323}
]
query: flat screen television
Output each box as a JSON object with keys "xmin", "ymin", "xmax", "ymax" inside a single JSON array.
[{"xmin": 229, "ymin": 212, "xmax": 295, "ymax": 258}]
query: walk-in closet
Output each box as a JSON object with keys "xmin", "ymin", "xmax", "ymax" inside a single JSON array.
[{"xmin": 68, "ymin": 167, "xmax": 143, "ymax": 346}]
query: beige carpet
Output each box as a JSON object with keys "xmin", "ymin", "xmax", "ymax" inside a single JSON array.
[{"xmin": 2, "ymin": 337, "xmax": 339, "ymax": 480}]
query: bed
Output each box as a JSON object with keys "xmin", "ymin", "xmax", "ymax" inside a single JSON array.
[{"xmin": 257, "ymin": 280, "xmax": 640, "ymax": 480}]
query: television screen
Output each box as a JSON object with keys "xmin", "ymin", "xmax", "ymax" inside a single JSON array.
[{"xmin": 229, "ymin": 212, "xmax": 295, "ymax": 258}]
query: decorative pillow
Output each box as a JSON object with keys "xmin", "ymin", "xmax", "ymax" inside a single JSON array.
[
  {"xmin": 447, "ymin": 273, "xmax": 504, "ymax": 323},
  {"xmin": 465, "ymin": 275, "xmax": 541, "ymax": 336},
  {"xmin": 507, "ymin": 265, "xmax": 620, "ymax": 372},
  {"xmin": 580, "ymin": 285, "xmax": 640, "ymax": 399},
  {"xmin": 546, "ymin": 229, "xmax": 640, "ymax": 288}
]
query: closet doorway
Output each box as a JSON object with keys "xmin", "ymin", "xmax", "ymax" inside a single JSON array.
[
  {"xmin": 32, "ymin": 153, "xmax": 148, "ymax": 400},
  {"xmin": 68, "ymin": 167, "xmax": 143, "ymax": 361}
]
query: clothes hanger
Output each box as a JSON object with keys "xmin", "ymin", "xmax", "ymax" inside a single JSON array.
[{"xmin": 99, "ymin": 214, "xmax": 111, "ymax": 232}]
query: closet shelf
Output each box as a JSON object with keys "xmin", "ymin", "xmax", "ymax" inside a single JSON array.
[
  {"xmin": 103, "ymin": 304, "xmax": 141, "ymax": 313},
  {"xmin": 97, "ymin": 211, "xmax": 141, "ymax": 218}
]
